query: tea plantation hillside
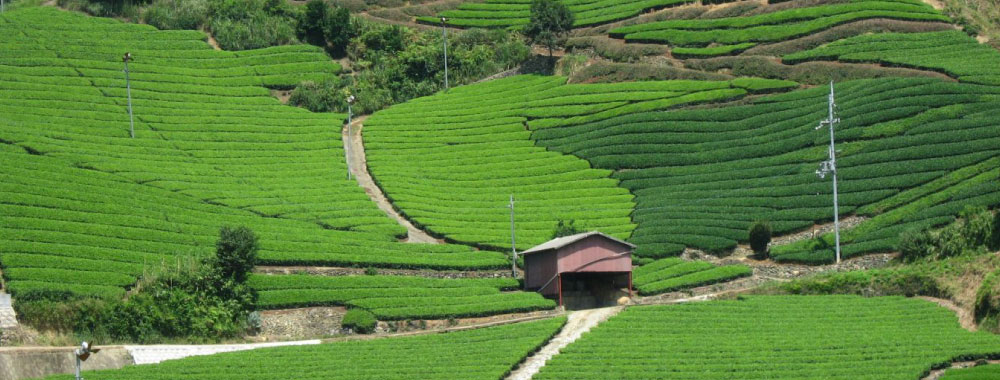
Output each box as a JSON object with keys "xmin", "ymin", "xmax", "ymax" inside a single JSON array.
[
  {"xmin": 43, "ymin": 317, "xmax": 567, "ymax": 380},
  {"xmin": 364, "ymin": 74, "xmax": 796, "ymax": 250},
  {"xmin": 0, "ymin": 7, "xmax": 515, "ymax": 301},
  {"xmin": 535, "ymin": 296, "xmax": 1000, "ymax": 379}
]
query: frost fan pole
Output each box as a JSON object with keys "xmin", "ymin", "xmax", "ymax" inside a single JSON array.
[
  {"xmin": 123, "ymin": 53, "xmax": 134, "ymax": 138},
  {"xmin": 345, "ymin": 95, "xmax": 355, "ymax": 180},
  {"xmin": 440, "ymin": 17, "xmax": 449, "ymax": 92},
  {"xmin": 509, "ymin": 194, "xmax": 517, "ymax": 278},
  {"xmin": 815, "ymin": 81, "xmax": 841, "ymax": 264}
]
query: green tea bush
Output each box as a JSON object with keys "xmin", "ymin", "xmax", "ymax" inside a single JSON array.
[
  {"xmin": 748, "ymin": 221, "xmax": 772, "ymax": 257},
  {"xmin": 341, "ymin": 308, "xmax": 376, "ymax": 333}
]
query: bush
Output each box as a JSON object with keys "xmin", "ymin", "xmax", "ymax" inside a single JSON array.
[
  {"xmin": 298, "ymin": 0, "xmax": 351, "ymax": 54},
  {"xmin": 208, "ymin": 0, "xmax": 299, "ymax": 51},
  {"xmin": 16, "ymin": 226, "xmax": 260, "ymax": 343},
  {"xmin": 897, "ymin": 228, "xmax": 934, "ymax": 262},
  {"xmin": 215, "ymin": 226, "xmax": 259, "ymax": 283},
  {"xmin": 342, "ymin": 309, "xmax": 376, "ymax": 333},
  {"xmin": 142, "ymin": 0, "xmax": 209, "ymax": 30},
  {"xmin": 288, "ymin": 77, "xmax": 347, "ymax": 112},
  {"xmin": 748, "ymin": 221, "xmax": 772, "ymax": 257}
]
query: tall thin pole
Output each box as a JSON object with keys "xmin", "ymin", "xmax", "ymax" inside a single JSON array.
[
  {"xmin": 441, "ymin": 17, "xmax": 449, "ymax": 92},
  {"xmin": 2, "ymin": 0, "xmax": 5, "ymax": 13},
  {"xmin": 828, "ymin": 82, "xmax": 841, "ymax": 264},
  {"xmin": 123, "ymin": 53, "xmax": 134, "ymax": 138},
  {"xmin": 509, "ymin": 195, "xmax": 517, "ymax": 278},
  {"xmin": 815, "ymin": 81, "xmax": 841, "ymax": 264},
  {"xmin": 345, "ymin": 97, "xmax": 354, "ymax": 181},
  {"xmin": 74, "ymin": 353, "xmax": 82, "ymax": 380}
]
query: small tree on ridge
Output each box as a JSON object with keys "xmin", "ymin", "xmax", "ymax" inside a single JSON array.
[{"xmin": 522, "ymin": 0, "xmax": 574, "ymax": 61}]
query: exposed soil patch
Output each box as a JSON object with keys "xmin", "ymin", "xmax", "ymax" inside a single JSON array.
[
  {"xmin": 270, "ymin": 89, "xmax": 292, "ymax": 104},
  {"xmin": 257, "ymin": 307, "xmax": 346, "ymax": 341},
  {"xmin": 205, "ymin": 34, "xmax": 222, "ymax": 51}
]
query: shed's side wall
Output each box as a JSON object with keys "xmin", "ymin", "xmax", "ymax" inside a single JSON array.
[
  {"xmin": 556, "ymin": 236, "xmax": 632, "ymax": 273},
  {"xmin": 525, "ymin": 251, "xmax": 559, "ymax": 296}
]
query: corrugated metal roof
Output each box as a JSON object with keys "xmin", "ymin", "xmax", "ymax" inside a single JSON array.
[{"xmin": 521, "ymin": 231, "xmax": 635, "ymax": 255}]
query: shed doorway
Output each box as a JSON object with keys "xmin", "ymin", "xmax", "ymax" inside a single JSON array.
[{"xmin": 559, "ymin": 272, "xmax": 631, "ymax": 310}]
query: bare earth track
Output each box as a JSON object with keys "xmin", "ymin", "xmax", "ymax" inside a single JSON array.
[{"xmin": 343, "ymin": 116, "xmax": 442, "ymax": 244}]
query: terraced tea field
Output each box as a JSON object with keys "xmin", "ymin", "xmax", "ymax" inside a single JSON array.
[
  {"xmin": 534, "ymin": 296, "xmax": 1000, "ymax": 379},
  {"xmin": 364, "ymin": 75, "xmax": 795, "ymax": 251},
  {"xmin": 609, "ymin": 0, "xmax": 949, "ymax": 57},
  {"xmin": 43, "ymin": 317, "xmax": 566, "ymax": 380},
  {"xmin": 532, "ymin": 77, "xmax": 1000, "ymax": 262},
  {"xmin": 423, "ymin": 0, "xmax": 697, "ymax": 29},
  {"xmin": 0, "ymin": 7, "xmax": 509, "ymax": 300},
  {"xmin": 631, "ymin": 258, "xmax": 751, "ymax": 295},
  {"xmin": 251, "ymin": 274, "xmax": 554, "ymax": 319}
]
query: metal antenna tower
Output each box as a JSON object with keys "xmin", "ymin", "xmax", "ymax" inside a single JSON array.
[{"xmin": 815, "ymin": 81, "xmax": 842, "ymax": 264}]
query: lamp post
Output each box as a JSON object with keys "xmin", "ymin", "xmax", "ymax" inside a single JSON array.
[
  {"xmin": 345, "ymin": 95, "xmax": 355, "ymax": 180},
  {"xmin": 440, "ymin": 17, "xmax": 449, "ymax": 92},
  {"xmin": 815, "ymin": 81, "xmax": 841, "ymax": 264},
  {"xmin": 74, "ymin": 341, "xmax": 100, "ymax": 380},
  {"xmin": 123, "ymin": 52, "xmax": 135, "ymax": 138}
]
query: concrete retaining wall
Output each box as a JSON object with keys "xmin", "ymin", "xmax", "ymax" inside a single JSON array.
[{"xmin": 0, "ymin": 346, "xmax": 133, "ymax": 380}]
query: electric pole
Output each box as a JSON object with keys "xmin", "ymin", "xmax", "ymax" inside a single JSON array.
[
  {"xmin": 345, "ymin": 95, "xmax": 355, "ymax": 180},
  {"xmin": 123, "ymin": 52, "xmax": 135, "ymax": 138},
  {"xmin": 509, "ymin": 195, "xmax": 517, "ymax": 278},
  {"xmin": 441, "ymin": 17, "xmax": 449, "ymax": 92},
  {"xmin": 815, "ymin": 81, "xmax": 841, "ymax": 264}
]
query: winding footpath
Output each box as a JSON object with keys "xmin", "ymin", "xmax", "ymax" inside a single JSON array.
[
  {"xmin": 343, "ymin": 116, "xmax": 442, "ymax": 244},
  {"xmin": 505, "ymin": 306, "xmax": 624, "ymax": 380}
]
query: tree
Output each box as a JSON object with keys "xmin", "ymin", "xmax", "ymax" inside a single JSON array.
[
  {"xmin": 299, "ymin": 0, "xmax": 329, "ymax": 46},
  {"xmin": 748, "ymin": 221, "xmax": 772, "ymax": 258},
  {"xmin": 552, "ymin": 219, "xmax": 580, "ymax": 239},
  {"xmin": 522, "ymin": 0, "xmax": 574, "ymax": 61},
  {"xmin": 214, "ymin": 226, "xmax": 259, "ymax": 283}
]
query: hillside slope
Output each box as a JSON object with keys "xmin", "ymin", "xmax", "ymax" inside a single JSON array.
[{"xmin": 0, "ymin": 7, "xmax": 507, "ymax": 299}]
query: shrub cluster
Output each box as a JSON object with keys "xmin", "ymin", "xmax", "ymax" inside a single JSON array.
[
  {"xmin": 898, "ymin": 206, "xmax": 996, "ymax": 262},
  {"xmin": 14, "ymin": 227, "xmax": 260, "ymax": 343}
]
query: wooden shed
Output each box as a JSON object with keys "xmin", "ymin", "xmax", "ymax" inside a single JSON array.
[{"xmin": 522, "ymin": 231, "xmax": 634, "ymax": 307}]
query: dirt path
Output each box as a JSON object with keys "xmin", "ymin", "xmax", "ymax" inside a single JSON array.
[
  {"xmin": 919, "ymin": 296, "xmax": 978, "ymax": 332},
  {"xmin": 505, "ymin": 306, "xmax": 623, "ymax": 380},
  {"xmin": 343, "ymin": 116, "xmax": 442, "ymax": 244}
]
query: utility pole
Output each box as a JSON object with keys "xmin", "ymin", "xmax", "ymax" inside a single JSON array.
[
  {"xmin": 440, "ymin": 17, "xmax": 449, "ymax": 92},
  {"xmin": 74, "ymin": 341, "xmax": 100, "ymax": 380},
  {"xmin": 345, "ymin": 95, "xmax": 355, "ymax": 180},
  {"xmin": 509, "ymin": 195, "xmax": 517, "ymax": 278},
  {"xmin": 815, "ymin": 81, "xmax": 841, "ymax": 264},
  {"xmin": 123, "ymin": 53, "xmax": 134, "ymax": 138},
  {"xmin": 2, "ymin": 0, "xmax": 5, "ymax": 13}
]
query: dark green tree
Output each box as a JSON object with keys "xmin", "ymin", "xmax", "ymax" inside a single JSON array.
[
  {"xmin": 552, "ymin": 219, "xmax": 580, "ymax": 239},
  {"xmin": 748, "ymin": 221, "xmax": 772, "ymax": 258},
  {"xmin": 214, "ymin": 226, "xmax": 259, "ymax": 283},
  {"xmin": 299, "ymin": 0, "xmax": 330, "ymax": 46},
  {"xmin": 522, "ymin": 0, "xmax": 574, "ymax": 61},
  {"xmin": 323, "ymin": 6, "xmax": 352, "ymax": 54}
]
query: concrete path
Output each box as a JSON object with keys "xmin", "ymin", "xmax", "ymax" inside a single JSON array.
[
  {"xmin": 343, "ymin": 116, "xmax": 441, "ymax": 244},
  {"xmin": 125, "ymin": 340, "xmax": 321, "ymax": 365},
  {"xmin": 505, "ymin": 306, "xmax": 623, "ymax": 380},
  {"xmin": 0, "ymin": 292, "xmax": 17, "ymax": 329}
]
